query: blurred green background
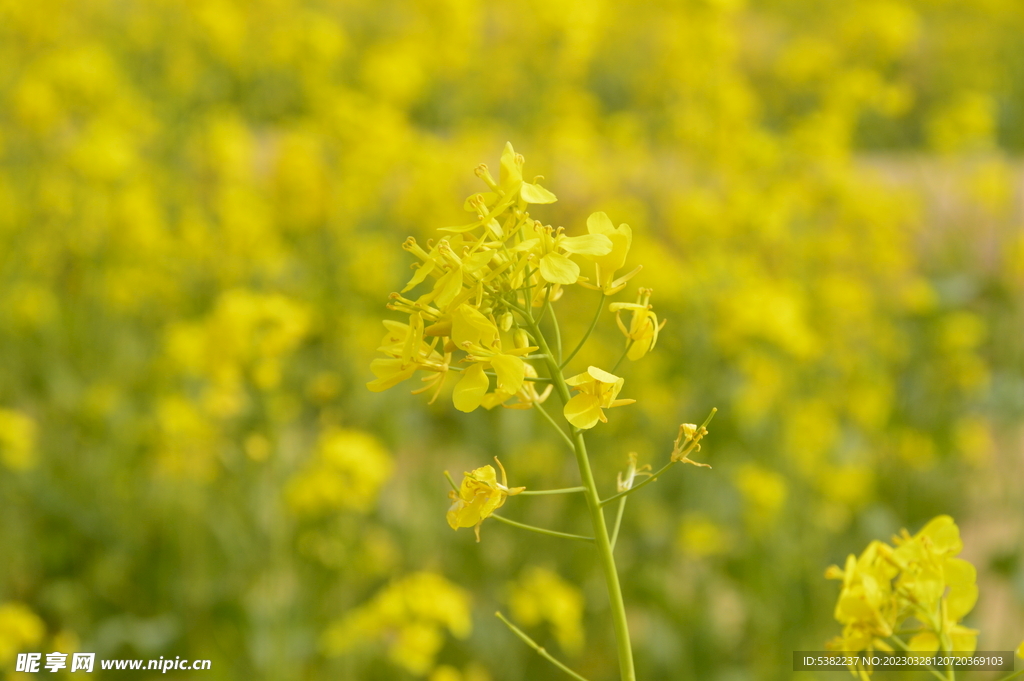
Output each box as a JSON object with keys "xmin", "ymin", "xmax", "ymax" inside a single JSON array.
[{"xmin": 1, "ymin": 0, "xmax": 1022, "ymax": 679}]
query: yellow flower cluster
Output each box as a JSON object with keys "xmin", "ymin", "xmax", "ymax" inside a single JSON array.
[
  {"xmin": 368, "ymin": 144, "xmax": 655, "ymax": 430},
  {"xmin": 507, "ymin": 567, "xmax": 586, "ymax": 655},
  {"xmin": 825, "ymin": 516, "xmax": 980, "ymax": 669},
  {"xmin": 0, "ymin": 409, "xmax": 37, "ymax": 471},
  {"xmin": 286, "ymin": 428, "xmax": 393, "ymax": 516},
  {"xmin": 0, "ymin": 602, "xmax": 45, "ymax": 669},
  {"xmin": 321, "ymin": 572, "xmax": 472, "ymax": 677}
]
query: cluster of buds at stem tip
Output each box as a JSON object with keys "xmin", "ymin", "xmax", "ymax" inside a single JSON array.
[{"xmin": 670, "ymin": 408, "xmax": 717, "ymax": 467}]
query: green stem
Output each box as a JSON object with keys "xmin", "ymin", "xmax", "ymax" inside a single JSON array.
[
  {"xmin": 561, "ymin": 293, "xmax": 604, "ymax": 369},
  {"xmin": 600, "ymin": 460, "xmax": 675, "ymax": 507},
  {"xmin": 609, "ymin": 497, "xmax": 627, "ymax": 552},
  {"xmin": 611, "ymin": 340, "xmax": 635, "ymax": 373},
  {"xmin": 519, "ymin": 487, "xmax": 587, "ymax": 496},
  {"xmin": 994, "ymin": 670, "xmax": 1024, "ymax": 681},
  {"xmin": 491, "ymin": 514, "xmax": 594, "ymax": 543},
  {"xmin": 495, "ymin": 612, "xmax": 592, "ymax": 681},
  {"xmin": 546, "ymin": 297, "xmax": 563, "ymax": 365},
  {"xmin": 530, "ymin": 319, "xmax": 637, "ymax": 681},
  {"xmin": 533, "ymin": 399, "xmax": 575, "ymax": 451}
]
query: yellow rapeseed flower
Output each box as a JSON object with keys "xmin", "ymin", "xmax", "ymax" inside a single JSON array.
[
  {"xmin": 563, "ymin": 366, "xmax": 635, "ymax": 429},
  {"xmin": 580, "ymin": 211, "xmax": 642, "ymax": 295},
  {"xmin": 610, "ymin": 288, "xmax": 666, "ymax": 361},
  {"xmin": 447, "ymin": 458, "xmax": 524, "ymax": 541}
]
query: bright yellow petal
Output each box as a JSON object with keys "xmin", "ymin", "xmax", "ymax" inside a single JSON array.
[
  {"xmin": 586, "ymin": 211, "xmax": 615, "ymax": 236},
  {"xmin": 917, "ymin": 515, "xmax": 962, "ymax": 554},
  {"xmin": 539, "ymin": 252, "xmax": 580, "ymax": 285},
  {"xmin": 586, "ymin": 212, "xmax": 631, "ymax": 274},
  {"xmin": 433, "ymin": 267, "xmax": 464, "ymax": 309},
  {"xmin": 946, "ymin": 582, "xmax": 978, "ymax": 621},
  {"xmin": 949, "ymin": 625, "xmax": 978, "ymax": 654},
  {"xmin": 453, "ymin": 364, "xmax": 489, "ymax": 412},
  {"xmin": 559, "ymin": 234, "xmax": 612, "ymax": 256},
  {"xmin": 452, "ymin": 304, "xmax": 498, "ymax": 347},
  {"xmin": 564, "ymin": 394, "xmax": 603, "ymax": 429},
  {"xmin": 490, "ymin": 354, "xmax": 525, "ymax": 394},
  {"xmin": 500, "ymin": 142, "xmax": 522, "ymax": 191},
  {"xmin": 909, "ymin": 630, "xmax": 937, "ymax": 651},
  {"xmin": 520, "ymin": 182, "xmax": 557, "ymax": 204},
  {"xmin": 586, "ymin": 366, "xmax": 621, "ymax": 384},
  {"xmin": 367, "ymin": 358, "xmax": 416, "ymax": 392}
]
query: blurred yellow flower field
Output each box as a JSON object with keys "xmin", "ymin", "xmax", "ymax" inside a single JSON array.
[{"xmin": 1, "ymin": 0, "xmax": 1022, "ymax": 679}]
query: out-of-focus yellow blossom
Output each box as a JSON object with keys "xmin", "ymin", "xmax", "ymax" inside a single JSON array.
[
  {"xmin": 286, "ymin": 428, "xmax": 393, "ymax": 515},
  {"xmin": 563, "ymin": 366, "xmax": 634, "ymax": 429},
  {"xmin": 429, "ymin": 664, "xmax": 491, "ymax": 681},
  {"xmin": 508, "ymin": 567, "xmax": 585, "ymax": 655},
  {"xmin": 1016, "ymin": 640, "xmax": 1024, "ymax": 659},
  {"xmin": 733, "ymin": 464, "xmax": 788, "ymax": 528},
  {"xmin": 447, "ymin": 458, "xmax": 524, "ymax": 542},
  {"xmin": 0, "ymin": 409, "xmax": 38, "ymax": 471},
  {"xmin": 610, "ymin": 288, "xmax": 666, "ymax": 361},
  {"xmin": 0, "ymin": 603, "xmax": 45, "ymax": 667},
  {"xmin": 321, "ymin": 572, "xmax": 471, "ymax": 676},
  {"xmin": 825, "ymin": 516, "xmax": 983, "ymax": 666},
  {"xmin": 678, "ymin": 514, "xmax": 732, "ymax": 558}
]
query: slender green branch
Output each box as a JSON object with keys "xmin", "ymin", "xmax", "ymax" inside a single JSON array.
[
  {"xmin": 611, "ymin": 339, "xmax": 635, "ymax": 374},
  {"xmin": 546, "ymin": 297, "xmax": 563, "ymax": 365},
  {"xmin": 885, "ymin": 636, "xmax": 948, "ymax": 681},
  {"xmin": 535, "ymin": 284, "xmax": 553, "ymax": 325},
  {"xmin": 532, "ymin": 400, "xmax": 575, "ymax": 451},
  {"xmin": 491, "ymin": 514, "xmax": 594, "ymax": 543},
  {"xmin": 561, "ymin": 294, "xmax": 604, "ymax": 369},
  {"xmin": 495, "ymin": 612, "xmax": 592, "ymax": 681},
  {"xmin": 519, "ymin": 486, "xmax": 587, "ymax": 496},
  {"xmin": 994, "ymin": 669, "xmax": 1024, "ymax": 681},
  {"xmin": 600, "ymin": 460, "xmax": 675, "ymax": 507},
  {"xmin": 609, "ymin": 497, "xmax": 627, "ymax": 552}
]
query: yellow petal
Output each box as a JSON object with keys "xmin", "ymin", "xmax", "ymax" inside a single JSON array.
[
  {"xmin": 480, "ymin": 390, "xmax": 514, "ymax": 410},
  {"xmin": 452, "ymin": 304, "xmax": 498, "ymax": 347},
  {"xmin": 586, "ymin": 212, "xmax": 631, "ymax": 273},
  {"xmin": 1015, "ymin": 640, "xmax": 1023, "ymax": 659},
  {"xmin": 402, "ymin": 260, "xmax": 435, "ymax": 293},
  {"xmin": 559, "ymin": 234, "xmax": 612, "ymax": 256},
  {"xmin": 906, "ymin": 632, "xmax": 939, "ymax": 653},
  {"xmin": 453, "ymin": 364, "xmax": 489, "ymax": 412},
  {"xmin": 500, "ymin": 142, "xmax": 522, "ymax": 191},
  {"xmin": 490, "ymin": 354, "xmax": 525, "ymax": 394},
  {"xmin": 433, "ymin": 267, "xmax": 464, "ymax": 309},
  {"xmin": 586, "ymin": 366, "xmax": 621, "ymax": 384},
  {"xmin": 520, "ymin": 182, "xmax": 557, "ymax": 204},
  {"xmin": 564, "ymin": 394, "xmax": 602, "ymax": 429},
  {"xmin": 946, "ymin": 582, "xmax": 978, "ymax": 621},
  {"xmin": 366, "ymin": 358, "xmax": 416, "ymax": 392},
  {"xmin": 539, "ymin": 252, "xmax": 580, "ymax": 285},
  {"xmin": 949, "ymin": 625, "xmax": 978, "ymax": 655},
  {"xmin": 918, "ymin": 515, "xmax": 962, "ymax": 554}
]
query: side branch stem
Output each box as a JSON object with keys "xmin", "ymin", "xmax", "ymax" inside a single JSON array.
[{"xmin": 496, "ymin": 611, "xmax": 592, "ymax": 681}]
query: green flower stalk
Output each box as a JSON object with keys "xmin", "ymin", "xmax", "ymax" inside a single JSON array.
[{"xmin": 369, "ymin": 143, "xmax": 716, "ymax": 681}]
